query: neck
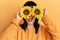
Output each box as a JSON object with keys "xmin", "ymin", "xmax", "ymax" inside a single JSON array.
[{"xmin": 27, "ymin": 24, "xmax": 34, "ymax": 28}]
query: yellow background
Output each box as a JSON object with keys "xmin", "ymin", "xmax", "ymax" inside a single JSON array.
[{"xmin": 0, "ymin": 0, "xmax": 60, "ymax": 34}]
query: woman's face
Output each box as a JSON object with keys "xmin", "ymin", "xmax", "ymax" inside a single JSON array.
[{"xmin": 26, "ymin": 16, "xmax": 35, "ymax": 25}]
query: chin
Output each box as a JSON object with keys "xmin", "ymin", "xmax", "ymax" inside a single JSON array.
[{"xmin": 27, "ymin": 22, "xmax": 33, "ymax": 24}]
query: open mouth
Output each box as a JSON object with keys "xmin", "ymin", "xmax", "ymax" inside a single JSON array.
[{"xmin": 27, "ymin": 16, "xmax": 34, "ymax": 22}]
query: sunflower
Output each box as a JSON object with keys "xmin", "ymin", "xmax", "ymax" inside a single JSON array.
[
  {"xmin": 32, "ymin": 5, "xmax": 44, "ymax": 19},
  {"xmin": 20, "ymin": 6, "xmax": 31, "ymax": 19}
]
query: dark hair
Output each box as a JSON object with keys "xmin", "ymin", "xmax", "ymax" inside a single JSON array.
[
  {"xmin": 20, "ymin": 1, "xmax": 39, "ymax": 33},
  {"xmin": 24, "ymin": 1, "xmax": 37, "ymax": 7}
]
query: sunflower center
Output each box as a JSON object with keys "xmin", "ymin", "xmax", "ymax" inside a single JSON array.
[
  {"xmin": 23, "ymin": 10, "xmax": 29, "ymax": 15},
  {"xmin": 34, "ymin": 9, "xmax": 40, "ymax": 15}
]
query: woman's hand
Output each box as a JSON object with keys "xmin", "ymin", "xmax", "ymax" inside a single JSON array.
[
  {"xmin": 39, "ymin": 8, "xmax": 60, "ymax": 40},
  {"xmin": 16, "ymin": 11, "xmax": 22, "ymax": 21}
]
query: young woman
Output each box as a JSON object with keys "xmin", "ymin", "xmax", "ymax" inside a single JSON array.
[{"xmin": 0, "ymin": 1, "xmax": 60, "ymax": 40}]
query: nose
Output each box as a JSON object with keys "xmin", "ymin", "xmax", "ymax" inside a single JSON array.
[
  {"xmin": 29, "ymin": 15, "xmax": 32, "ymax": 17},
  {"xmin": 29, "ymin": 15, "xmax": 35, "ymax": 17}
]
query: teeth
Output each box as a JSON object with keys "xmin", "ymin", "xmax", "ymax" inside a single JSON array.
[
  {"xmin": 28, "ymin": 17, "xmax": 31, "ymax": 21},
  {"xmin": 28, "ymin": 16, "xmax": 34, "ymax": 22}
]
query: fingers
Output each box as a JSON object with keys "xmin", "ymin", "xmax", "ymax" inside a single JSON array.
[
  {"xmin": 16, "ymin": 11, "xmax": 22, "ymax": 21},
  {"xmin": 43, "ymin": 8, "xmax": 47, "ymax": 15},
  {"xmin": 42, "ymin": 8, "xmax": 56, "ymax": 30},
  {"xmin": 38, "ymin": 8, "xmax": 47, "ymax": 26},
  {"xmin": 16, "ymin": 11, "xmax": 20, "ymax": 17},
  {"xmin": 16, "ymin": 11, "xmax": 21, "ymax": 18}
]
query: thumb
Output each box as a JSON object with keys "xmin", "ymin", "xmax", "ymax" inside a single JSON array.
[{"xmin": 16, "ymin": 11, "xmax": 22, "ymax": 21}]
